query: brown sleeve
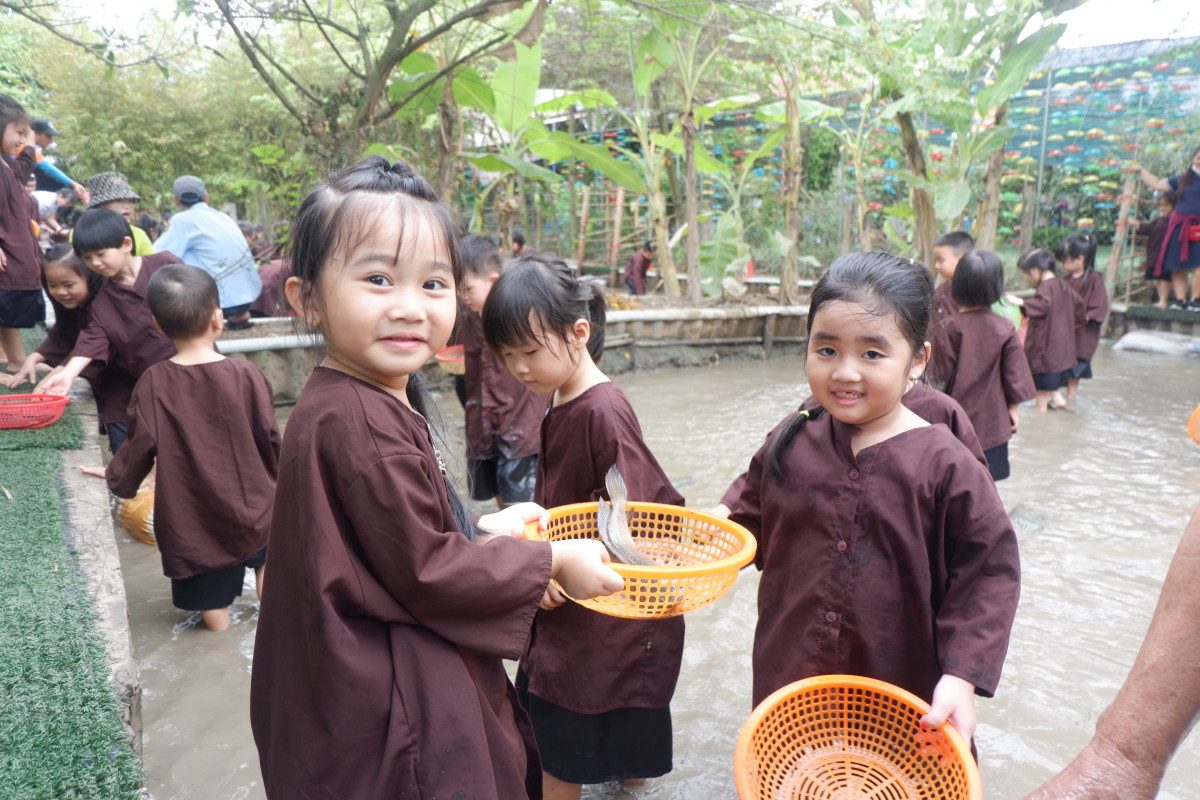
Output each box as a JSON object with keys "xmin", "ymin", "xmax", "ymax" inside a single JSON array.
[
  {"xmin": 70, "ymin": 314, "xmax": 113, "ymax": 365},
  {"xmin": 935, "ymin": 473, "xmax": 1021, "ymax": 697},
  {"xmin": 342, "ymin": 454, "xmax": 551, "ymax": 658},
  {"xmin": 1001, "ymin": 330, "xmax": 1037, "ymax": 406},
  {"xmin": 1083, "ymin": 273, "xmax": 1110, "ymax": 323},
  {"xmin": 105, "ymin": 381, "xmax": 156, "ymax": 499},
  {"xmin": 1022, "ymin": 284, "xmax": 1052, "ymax": 320},
  {"xmin": 35, "ymin": 326, "xmax": 74, "ymax": 366}
]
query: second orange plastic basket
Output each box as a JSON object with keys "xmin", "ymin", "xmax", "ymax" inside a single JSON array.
[
  {"xmin": 434, "ymin": 344, "xmax": 465, "ymax": 375},
  {"xmin": 0, "ymin": 394, "xmax": 70, "ymax": 429},
  {"xmin": 524, "ymin": 501, "xmax": 756, "ymax": 619},
  {"xmin": 1189, "ymin": 403, "xmax": 1200, "ymax": 445},
  {"xmin": 734, "ymin": 675, "xmax": 981, "ymax": 800}
]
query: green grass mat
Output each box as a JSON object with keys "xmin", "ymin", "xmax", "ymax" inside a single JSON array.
[
  {"xmin": 0, "ymin": 385, "xmax": 84, "ymax": 451},
  {"xmin": 0, "ymin": 450, "xmax": 142, "ymax": 798}
]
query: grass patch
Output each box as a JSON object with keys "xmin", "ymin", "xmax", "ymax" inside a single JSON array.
[{"xmin": 0, "ymin": 388, "xmax": 84, "ymax": 451}]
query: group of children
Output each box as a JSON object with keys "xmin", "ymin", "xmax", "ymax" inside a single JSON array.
[{"xmin": 3, "ymin": 138, "xmax": 1120, "ymax": 798}]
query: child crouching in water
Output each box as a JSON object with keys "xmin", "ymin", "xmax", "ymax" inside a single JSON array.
[
  {"xmin": 99, "ymin": 265, "xmax": 278, "ymax": 631},
  {"xmin": 483, "ymin": 254, "xmax": 685, "ymax": 800},
  {"xmin": 726, "ymin": 252, "xmax": 1020, "ymax": 747},
  {"xmin": 930, "ymin": 250, "xmax": 1036, "ymax": 481},
  {"xmin": 249, "ymin": 157, "xmax": 621, "ymax": 799}
]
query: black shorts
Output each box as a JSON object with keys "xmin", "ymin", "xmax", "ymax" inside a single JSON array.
[
  {"xmin": 1032, "ymin": 370, "xmax": 1068, "ymax": 391},
  {"xmin": 170, "ymin": 548, "xmax": 266, "ymax": 611},
  {"xmin": 984, "ymin": 442, "xmax": 1010, "ymax": 482},
  {"xmin": 515, "ymin": 668, "xmax": 672, "ymax": 784},
  {"xmin": 468, "ymin": 455, "xmax": 537, "ymax": 503},
  {"xmin": 1066, "ymin": 358, "xmax": 1093, "ymax": 380},
  {"xmin": 104, "ymin": 422, "xmax": 128, "ymax": 453},
  {"xmin": 0, "ymin": 290, "xmax": 45, "ymax": 328}
]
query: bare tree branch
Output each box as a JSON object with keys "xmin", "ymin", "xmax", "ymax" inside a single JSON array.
[
  {"xmin": 212, "ymin": 0, "xmax": 311, "ymax": 128},
  {"xmin": 371, "ymin": 31, "xmax": 509, "ymax": 126},
  {"xmin": 297, "ymin": 0, "xmax": 366, "ymax": 80},
  {"xmin": 0, "ymin": 0, "xmax": 191, "ymax": 68}
]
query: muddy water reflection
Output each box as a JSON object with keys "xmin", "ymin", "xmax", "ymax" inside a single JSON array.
[{"xmin": 122, "ymin": 346, "xmax": 1200, "ymax": 799}]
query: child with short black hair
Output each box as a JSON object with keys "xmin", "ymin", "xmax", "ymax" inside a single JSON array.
[
  {"xmin": 100, "ymin": 264, "xmax": 279, "ymax": 632},
  {"xmin": 0, "ymin": 93, "xmax": 43, "ymax": 371},
  {"xmin": 930, "ymin": 251, "xmax": 1036, "ymax": 480},
  {"xmin": 1058, "ymin": 233, "xmax": 1108, "ymax": 404},
  {"xmin": 1010, "ymin": 248, "xmax": 1085, "ymax": 412},
  {"xmin": 1137, "ymin": 192, "xmax": 1177, "ymax": 308},
  {"xmin": 35, "ymin": 208, "xmax": 181, "ymax": 407},
  {"xmin": 460, "ymin": 233, "xmax": 543, "ymax": 509},
  {"xmin": 930, "ymin": 230, "xmax": 974, "ymax": 334}
]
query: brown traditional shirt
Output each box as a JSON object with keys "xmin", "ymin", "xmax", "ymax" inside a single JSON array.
[
  {"xmin": 463, "ymin": 309, "xmax": 546, "ymax": 461},
  {"xmin": 251, "ymin": 368, "xmax": 552, "ymax": 800},
  {"xmin": 36, "ymin": 316, "xmax": 136, "ymax": 426},
  {"xmin": 0, "ymin": 147, "xmax": 40, "ymax": 292},
  {"xmin": 931, "ymin": 309, "xmax": 1036, "ymax": 451},
  {"xmin": 106, "ymin": 358, "xmax": 279, "ymax": 578},
  {"xmin": 1022, "ymin": 277, "xmax": 1083, "ymax": 375},
  {"xmin": 729, "ymin": 412, "xmax": 1020, "ymax": 706},
  {"xmin": 930, "ymin": 280, "xmax": 961, "ymax": 336},
  {"xmin": 1065, "ymin": 270, "xmax": 1109, "ymax": 361},
  {"xmin": 526, "ymin": 381, "xmax": 685, "ymax": 713}
]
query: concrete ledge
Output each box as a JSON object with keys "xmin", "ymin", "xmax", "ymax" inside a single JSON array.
[{"xmin": 59, "ymin": 399, "xmax": 142, "ymax": 755}]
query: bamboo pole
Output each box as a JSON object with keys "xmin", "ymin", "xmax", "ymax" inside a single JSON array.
[
  {"xmin": 609, "ymin": 185, "xmax": 626, "ymax": 285},
  {"xmin": 575, "ymin": 185, "xmax": 590, "ymax": 266}
]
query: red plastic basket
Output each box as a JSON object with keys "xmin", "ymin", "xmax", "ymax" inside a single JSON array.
[{"xmin": 0, "ymin": 394, "xmax": 70, "ymax": 430}]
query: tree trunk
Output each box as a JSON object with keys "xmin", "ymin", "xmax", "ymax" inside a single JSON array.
[
  {"xmin": 650, "ymin": 190, "xmax": 680, "ymax": 298},
  {"xmin": 973, "ymin": 103, "xmax": 1009, "ymax": 251},
  {"xmin": 781, "ymin": 105, "xmax": 806, "ymax": 304},
  {"xmin": 1019, "ymin": 178, "xmax": 1036, "ymax": 254},
  {"xmin": 435, "ymin": 78, "xmax": 460, "ymax": 203},
  {"xmin": 681, "ymin": 109, "xmax": 702, "ymax": 302},
  {"xmin": 896, "ymin": 111, "xmax": 936, "ymax": 267}
]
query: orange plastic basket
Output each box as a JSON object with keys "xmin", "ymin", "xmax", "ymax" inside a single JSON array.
[
  {"xmin": 1189, "ymin": 403, "xmax": 1200, "ymax": 445},
  {"xmin": 114, "ymin": 488, "xmax": 157, "ymax": 546},
  {"xmin": 734, "ymin": 675, "xmax": 981, "ymax": 800},
  {"xmin": 524, "ymin": 501, "xmax": 756, "ymax": 619},
  {"xmin": 0, "ymin": 394, "xmax": 70, "ymax": 429},
  {"xmin": 434, "ymin": 344, "xmax": 465, "ymax": 375}
]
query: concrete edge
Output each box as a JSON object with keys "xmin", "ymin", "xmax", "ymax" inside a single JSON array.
[{"xmin": 58, "ymin": 398, "xmax": 143, "ymax": 756}]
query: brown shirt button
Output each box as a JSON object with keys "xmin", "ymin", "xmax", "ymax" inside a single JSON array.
[
  {"xmin": 836, "ymin": 540, "xmax": 848, "ymax": 552},
  {"xmin": 825, "ymin": 611, "xmax": 838, "ymax": 623},
  {"xmin": 848, "ymin": 469, "xmax": 860, "ymax": 480}
]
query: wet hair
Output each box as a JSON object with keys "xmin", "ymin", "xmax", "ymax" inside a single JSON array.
[
  {"xmin": 934, "ymin": 230, "xmax": 974, "ymax": 257},
  {"xmin": 768, "ymin": 252, "xmax": 933, "ymax": 479},
  {"xmin": 147, "ymin": 264, "xmax": 220, "ymax": 339},
  {"xmin": 0, "ymin": 94, "xmax": 29, "ymax": 143},
  {"xmin": 288, "ymin": 155, "xmax": 475, "ymax": 541},
  {"xmin": 41, "ymin": 244, "xmax": 104, "ymax": 344},
  {"xmin": 1017, "ymin": 247, "xmax": 1057, "ymax": 276},
  {"xmin": 461, "ymin": 234, "xmax": 503, "ymax": 278},
  {"xmin": 73, "ymin": 207, "xmax": 135, "ymax": 256},
  {"xmin": 1056, "ymin": 233, "xmax": 1098, "ymax": 273},
  {"xmin": 481, "ymin": 253, "xmax": 607, "ymax": 364},
  {"xmin": 951, "ymin": 250, "xmax": 1005, "ymax": 308}
]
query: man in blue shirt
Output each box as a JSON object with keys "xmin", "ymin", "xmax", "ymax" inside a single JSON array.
[{"xmin": 156, "ymin": 175, "xmax": 262, "ymax": 329}]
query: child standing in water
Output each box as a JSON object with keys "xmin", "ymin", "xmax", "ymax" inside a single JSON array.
[
  {"xmin": 460, "ymin": 234, "xmax": 544, "ymax": 508},
  {"xmin": 249, "ymin": 158, "xmax": 621, "ymax": 799},
  {"xmin": 1058, "ymin": 233, "xmax": 1109, "ymax": 404},
  {"xmin": 0, "ymin": 94, "xmax": 44, "ymax": 371},
  {"xmin": 726, "ymin": 252, "xmax": 1020, "ymax": 744},
  {"xmin": 483, "ymin": 254, "xmax": 685, "ymax": 800},
  {"xmin": 930, "ymin": 250, "xmax": 1036, "ymax": 481},
  {"xmin": 1010, "ymin": 248, "xmax": 1084, "ymax": 413}
]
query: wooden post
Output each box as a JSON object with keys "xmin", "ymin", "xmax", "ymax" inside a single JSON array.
[
  {"xmin": 609, "ymin": 185, "xmax": 626, "ymax": 287},
  {"xmin": 763, "ymin": 314, "xmax": 777, "ymax": 359},
  {"xmin": 1019, "ymin": 178, "xmax": 1036, "ymax": 254},
  {"xmin": 575, "ymin": 185, "xmax": 590, "ymax": 266},
  {"xmin": 1107, "ymin": 176, "xmax": 1138, "ymax": 290}
]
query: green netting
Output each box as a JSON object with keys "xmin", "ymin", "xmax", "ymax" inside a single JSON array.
[{"xmin": 0, "ymin": 447, "xmax": 141, "ymax": 797}]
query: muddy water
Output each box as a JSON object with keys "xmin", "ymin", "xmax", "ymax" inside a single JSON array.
[{"xmin": 117, "ymin": 345, "xmax": 1200, "ymax": 799}]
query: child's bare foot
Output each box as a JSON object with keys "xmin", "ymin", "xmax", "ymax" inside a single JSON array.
[
  {"xmin": 1050, "ymin": 391, "xmax": 1068, "ymax": 409},
  {"xmin": 200, "ymin": 608, "xmax": 232, "ymax": 632},
  {"xmin": 78, "ymin": 466, "xmax": 107, "ymax": 478}
]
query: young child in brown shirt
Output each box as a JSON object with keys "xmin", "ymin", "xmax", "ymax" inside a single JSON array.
[{"xmin": 95, "ymin": 264, "xmax": 280, "ymax": 632}]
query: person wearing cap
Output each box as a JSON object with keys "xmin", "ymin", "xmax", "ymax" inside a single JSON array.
[
  {"xmin": 28, "ymin": 119, "xmax": 89, "ymax": 202},
  {"xmin": 72, "ymin": 172, "xmax": 155, "ymax": 256},
  {"xmin": 155, "ymin": 175, "xmax": 262, "ymax": 329}
]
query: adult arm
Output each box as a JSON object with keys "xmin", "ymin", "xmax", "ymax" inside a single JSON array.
[
  {"xmin": 1022, "ymin": 502, "xmax": 1200, "ymax": 800},
  {"xmin": 33, "ymin": 157, "xmax": 88, "ymax": 202},
  {"xmin": 1132, "ymin": 164, "xmax": 1172, "ymax": 194}
]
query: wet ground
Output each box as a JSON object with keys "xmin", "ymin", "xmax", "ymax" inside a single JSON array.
[{"xmin": 113, "ymin": 345, "xmax": 1200, "ymax": 799}]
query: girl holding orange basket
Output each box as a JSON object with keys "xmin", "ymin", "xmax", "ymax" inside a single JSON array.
[
  {"xmin": 483, "ymin": 253, "xmax": 685, "ymax": 800},
  {"xmin": 725, "ymin": 252, "xmax": 1021, "ymax": 743}
]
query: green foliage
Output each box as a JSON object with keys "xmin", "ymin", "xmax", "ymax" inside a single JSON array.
[{"xmin": 1032, "ymin": 226, "xmax": 1072, "ymax": 251}]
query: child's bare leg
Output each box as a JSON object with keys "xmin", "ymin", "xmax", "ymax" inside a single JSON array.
[
  {"xmin": 1066, "ymin": 377, "xmax": 1080, "ymax": 402},
  {"xmin": 1173, "ymin": 271, "xmax": 1189, "ymax": 304},
  {"xmin": 543, "ymin": 773, "xmax": 581, "ymax": 800},
  {"xmin": 254, "ymin": 565, "xmax": 265, "ymax": 600},
  {"xmin": 1156, "ymin": 280, "xmax": 1170, "ymax": 308},
  {"xmin": 0, "ymin": 329, "xmax": 26, "ymax": 372},
  {"xmin": 1191, "ymin": 268, "xmax": 1200, "ymax": 303},
  {"xmin": 1036, "ymin": 391, "xmax": 1051, "ymax": 412},
  {"xmin": 200, "ymin": 607, "xmax": 232, "ymax": 632}
]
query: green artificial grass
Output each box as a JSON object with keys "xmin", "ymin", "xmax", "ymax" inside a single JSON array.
[
  {"xmin": 0, "ymin": 437, "xmax": 141, "ymax": 796},
  {"xmin": 0, "ymin": 388, "xmax": 84, "ymax": 451}
]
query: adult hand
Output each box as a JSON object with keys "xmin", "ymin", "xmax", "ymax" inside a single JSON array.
[
  {"xmin": 1021, "ymin": 733, "xmax": 1161, "ymax": 800},
  {"xmin": 71, "ymin": 182, "xmax": 91, "ymax": 205}
]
